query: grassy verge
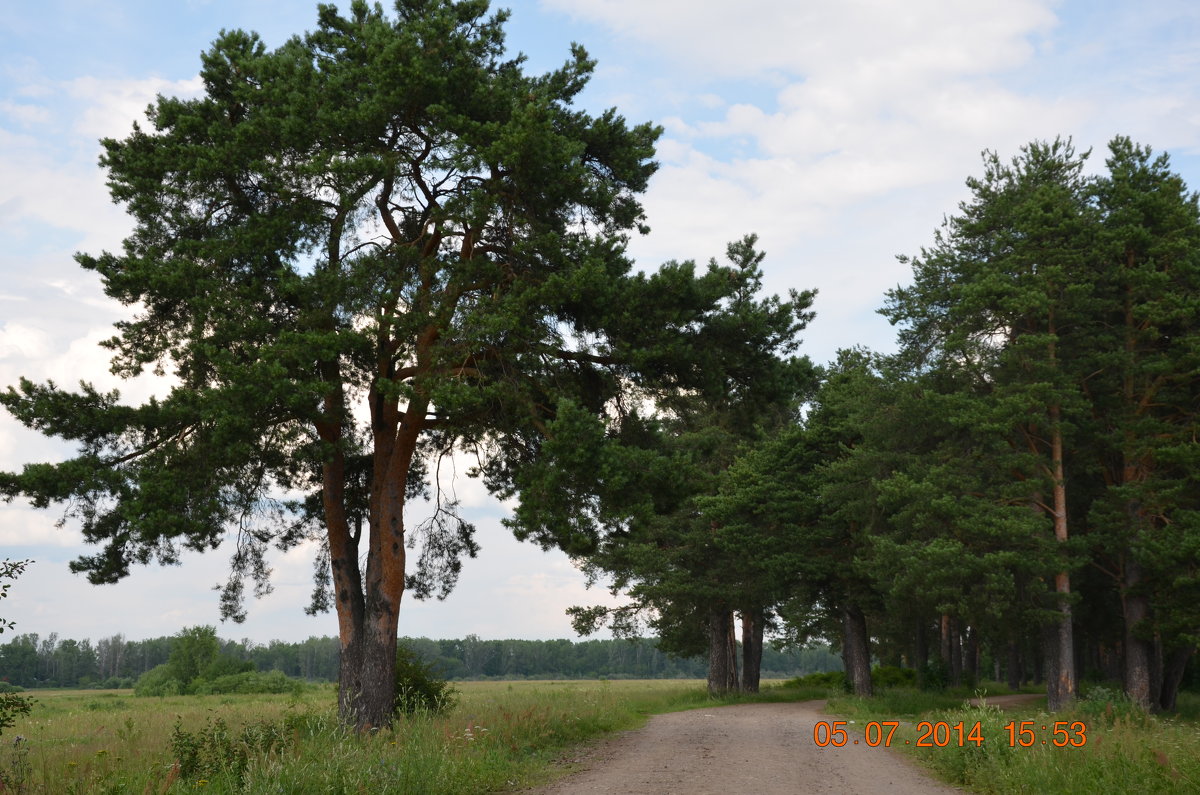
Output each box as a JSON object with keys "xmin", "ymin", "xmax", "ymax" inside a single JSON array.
[
  {"xmin": 825, "ymin": 685, "xmax": 1200, "ymax": 794},
  {"xmin": 0, "ymin": 679, "xmax": 825, "ymax": 793}
]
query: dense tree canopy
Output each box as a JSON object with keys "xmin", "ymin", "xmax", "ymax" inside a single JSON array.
[
  {"xmin": 659, "ymin": 136, "xmax": 1200, "ymax": 711},
  {"xmin": 567, "ymin": 236, "xmax": 816, "ymax": 694}
]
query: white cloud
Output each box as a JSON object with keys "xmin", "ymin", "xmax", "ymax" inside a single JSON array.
[
  {"xmin": 543, "ymin": 0, "xmax": 1057, "ymax": 79},
  {"xmin": 0, "ymin": 126, "xmax": 129, "ymax": 254},
  {"xmin": 0, "ymin": 101, "xmax": 51, "ymax": 126},
  {"xmin": 566, "ymin": 1, "xmax": 1116, "ymax": 367},
  {"xmin": 0, "ymin": 505, "xmax": 84, "ymax": 548},
  {"xmin": 0, "ymin": 73, "xmax": 203, "ymax": 258},
  {"xmin": 66, "ymin": 75, "xmax": 205, "ymax": 142},
  {"xmin": 0, "ymin": 323, "xmax": 52, "ymax": 360}
]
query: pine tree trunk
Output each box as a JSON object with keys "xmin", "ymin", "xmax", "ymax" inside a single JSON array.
[
  {"xmin": 1041, "ymin": 624, "xmax": 1058, "ymax": 697},
  {"xmin": 1151, "ymin": 634, "xmax": 1164, "ymax": 712},
  {"xmin": 338, "ymin": 621, "xmax": 399, "ymax": 730},
  {"xmin": 727, "ymin": 612, "xmax": 740, "ymax": 691},
  {"xmin": 964, "ymin": 625, "xmax": 979, "ymax": 685},
  {"xmin": 949, "ymin": 617, "xmax": 963, "ymax": 687},
  {"xmin": 914, "ymin": 619, "xmax": 929, "ymax": 689},
  {"xmin": 1045, "ymin": 413, "xmax": 1076, "ymax": 712},
  {"xmin": 842, "ymin": 604, "xmax": 873, "ymax": 697},
  {"xmin": 1006, "ymin": 640, "xmax": 1020, "ymax": 690},
  {"xmin": 740, "ymin": 608, "xmax": 763, "ymax": 694},
  {"xmin": 1158, "ymin": 646, "xmax": 1194, "ymax": 713},
  {"xmin": 322, "ymin": 386, "xmax": 420, "ymax": 730},
  {"xmin": 1122, "ymin": 558, "xmax": 1153, "ymax": 710},
  {"xmin": 706, "ymin": 609, "xmax": 737, "ymax": 695}
]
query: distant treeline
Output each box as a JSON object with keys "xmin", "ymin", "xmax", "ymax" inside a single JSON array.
[{"xmin": 0, "ymin": 631, "xmax": 840, "ymax": 689}]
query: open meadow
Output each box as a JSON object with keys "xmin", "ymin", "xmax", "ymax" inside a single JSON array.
[
  {"xmin": 2, "ymin": 681, "xmax": 1199, "ymax": 793},
  {"xmin": 0, "ymin": 679, "xmax": 719, "ymax": 794}
]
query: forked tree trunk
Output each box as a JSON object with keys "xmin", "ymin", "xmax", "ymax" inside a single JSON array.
[
  {"xmin": 323, "ymin": 386, "xmax": 423, "ymax": 730},
  {"xmin": 740, "ymin": 608, "xmax": 764, "ymax": 694}
]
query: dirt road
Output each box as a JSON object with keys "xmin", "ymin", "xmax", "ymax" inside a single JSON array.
[{"xmin": 531, "ymin": 700, "xmax": 965, "ymax": 794}]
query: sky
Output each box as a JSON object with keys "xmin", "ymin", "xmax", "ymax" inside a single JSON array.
[{"xmin": 2, "ymin": 0, "xmax": 1199, "ymax": 646}]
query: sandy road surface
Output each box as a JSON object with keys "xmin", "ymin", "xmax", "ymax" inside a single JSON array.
[{"xmin": 530, "ymin": 700, "xmax": 965, "ymax": 794}]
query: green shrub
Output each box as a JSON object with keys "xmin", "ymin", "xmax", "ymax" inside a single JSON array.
[
  {"xmin": 133, "ymin": 664, "xmax": 183, "ymax": 697},
  {"xmin": 394, "ymin": 645, "xmax": 457, "ymax": 716},
  {"xmin": 0, "ymin": 682, "xmax": 24, "ymax": 694},
  {"xmin": 919, "ymin": 658, "xmax": 949, "ymax": 691},
  {"xmin": 872, "ymin": 665, "xmax": 917, "ymax": 688},
  {"xmin": 98, "ymin": 676, "xmax": 134, "ymax": 690},
  {"xmin": 193, "ymin": 670, "xmax": 301, "ymax": 696},
  {"xmin": 783, "ymin": 671, "xmax": 847, "ymax": 690},
  {"xmin": 200, "ymin": 654, "xmax": 255, "ymax": 680}
]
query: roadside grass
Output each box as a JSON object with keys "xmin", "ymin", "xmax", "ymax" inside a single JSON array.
[
  {"xmin": 0, "ymin": 679, "xmax": 822, "ymax": 793},
  {"xmin": 826, "ymin": 684, "xmax": 1200, "ymax": 794},
  {"xmin": 22, "ymin": 677, "xmax": 1194, "ymax": 792}
]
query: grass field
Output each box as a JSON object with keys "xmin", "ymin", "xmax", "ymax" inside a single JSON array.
[
  {"xmin": 3, "ymin": 680, "xmax": 1198, "ymax": 793},
  {"xmin": 825, "ymin": 686, "xmax": 1200, "ymax": 794},
  {"xmin": 0, "ymin": 680, "xmax": 731, "ymax": 793}
]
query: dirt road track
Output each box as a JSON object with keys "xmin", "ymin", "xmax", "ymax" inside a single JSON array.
[{"xmin": 529, "ymin": 700, "xmax": 964, "ymax": 794}]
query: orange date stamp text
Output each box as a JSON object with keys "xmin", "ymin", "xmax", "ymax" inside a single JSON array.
[{"xmin": 812, "ymin": 720, "xmax": 1088, "ymax": 748}]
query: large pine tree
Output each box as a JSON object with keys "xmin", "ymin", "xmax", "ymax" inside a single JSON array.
[{"xmin": 0, "ymin": 0, "xmax": 774, "ymax": 729}]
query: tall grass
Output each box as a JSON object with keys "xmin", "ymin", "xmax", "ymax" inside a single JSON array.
[
  {"xmin": 0, "ymin": 680, "xmax": 725, "ymax": 793},
  {"xmin": 827, "ymin": 684, "xmax": 1200, "ymax": 794}
]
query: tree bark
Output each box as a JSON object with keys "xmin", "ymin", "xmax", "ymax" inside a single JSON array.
[
  {"xmin": 706, "ymin": 609, "xmax": 738, "ymax": 696},
  {"xmin": 740, "ymin": 608, "xmax": 764, "ymax": 694},
  {"xmin": 1158, "ymin": 645, "xmax": 1194, "ymax": 713},
  {"xmin": 1006, "ymin": 640, "xmax": 1021, "ymax": 691},
  {"xmin": 1041, "ymin": 624, "xmax": 1059, "ymax": 700},
  {"xmin": 939, "ymin": 614, "xmax": 952, "ymax": 668},
  {"xmin": 842, "ymin": 604, "xmax": 873, "ymax": 697},
  {"xmin": 325, "ymin": 379, "xmax": 426, "ymax": 730},
  {"xmin": 914, "ymin": 619, "xmax": 929, "ymax": 689},
  {"xmin": 1045, "ymin": 411, "xmax": 1076, "ymax": 712},
  {"xmin": 949, "ymin": 617, "xmax": 963, "ymax": 687},
  {"xmin": 1122, "ymin": 558, "xmax": 1153, "ymax": 711},
  {"xmin": 963, "ymin": 625, "xmax": 979, "ymax": 685}
]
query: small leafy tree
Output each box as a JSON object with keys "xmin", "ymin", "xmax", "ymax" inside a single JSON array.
[
  {"xmin": 167, "ymin": 626, "xmax": 222, "ymax": 688},
  {"xmin": 0, "ymin": 560, "xmax": 33, "ymax": 734}
]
